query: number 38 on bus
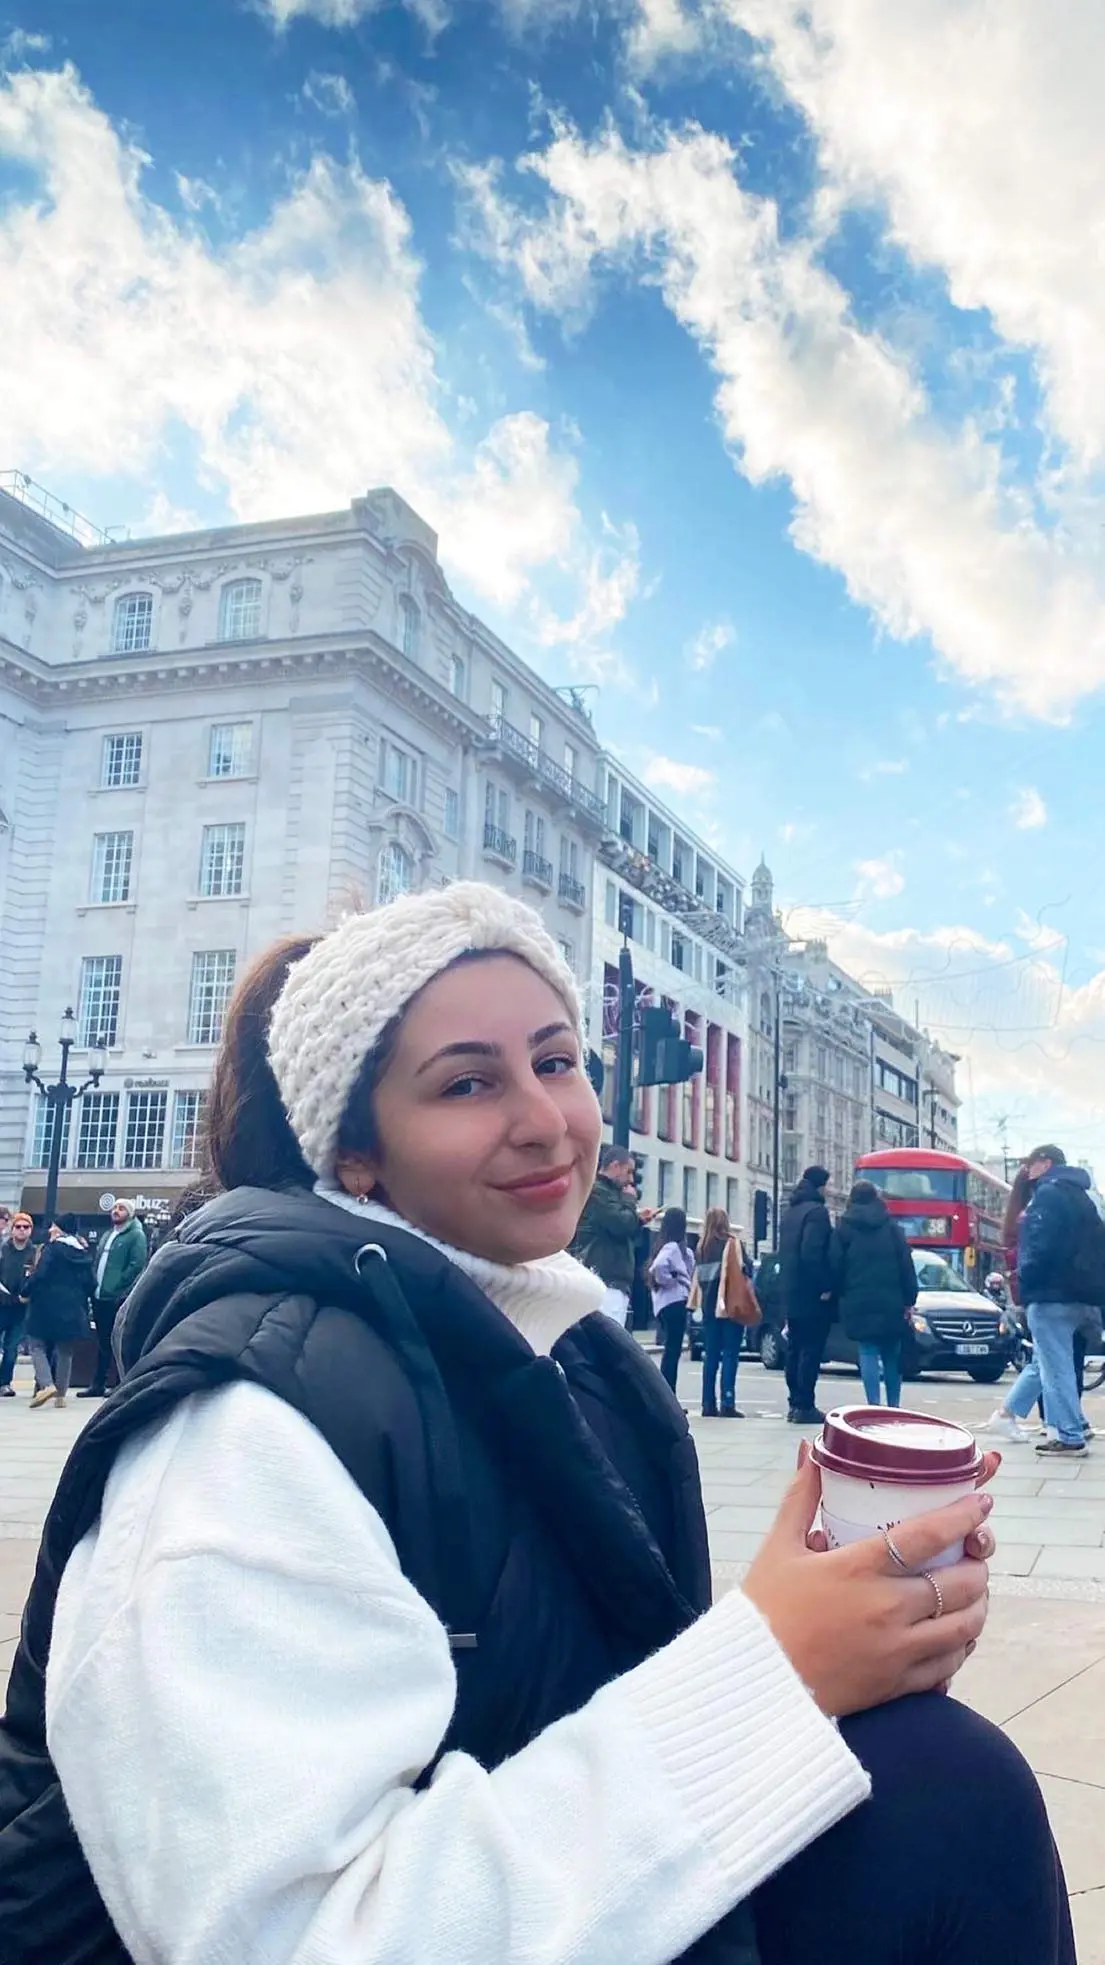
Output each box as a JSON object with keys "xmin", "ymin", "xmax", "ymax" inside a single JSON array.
[{"xmin": 853, "ymin": 1147, "xmax": 1012, "ymax": 1285}]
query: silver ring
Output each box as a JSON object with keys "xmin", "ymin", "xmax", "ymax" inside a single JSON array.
[
  {"xmin": 920, "ymin": 1569, "xmax": 944, "ymax": 1619},
  {"xmin": 881, "ymin": 1527, "xmax": 910, "ymax": 1572}
]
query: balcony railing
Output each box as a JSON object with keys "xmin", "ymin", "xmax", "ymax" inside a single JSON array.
[
  {"xmin": 558, "ymin": 872, "xmax": 587, "ymax": 910},
  {"xmin": 523, "ymin": 849, "xmax": 554, "ymax": 889},
  {"xmin": 483, "ymin": 822, "xmax": 517, "ymax": 865},
  {"xmin": 482, "ymin": 715, "xmax": 606, "ymax": 825}
]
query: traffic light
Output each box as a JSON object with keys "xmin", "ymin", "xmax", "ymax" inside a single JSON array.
[
  {"xmin": 637, "ymin": 1005, "xmax": 705, "ymax": 1087},
  {"xmin": 753, "ymin": 1189, "xmax": 770, "ymax": 1249}
]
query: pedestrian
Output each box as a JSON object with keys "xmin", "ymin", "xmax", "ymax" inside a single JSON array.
[
  {"xmin": 986, "ymin": 1146, "xmax": 1105, "ymax": 1457},
  {"xmin": 78, "ymin": 1199, "xmax": 148, "ymax": 1398},
  {"xmin": 0, "ymin": 1212, "xmax": 35, "ymax": 1397},
  {"xmin": 778, "ymin": 1165, "xmax": 835, "ymax": 1425},
  {"xmin": 690, "ymin": 1206, "xmax": 759, "ymax": 1417},
  {"xmin": 0, "ymin": 1205, "xmax": 12, "ymax": 1245},
  {"xmin": 0, "ymin": 885, "xmax": 1076, "ymax": 1965},
  {"xmin": 571, "ymin": 1141, "xmax": 655, "ymax": 1325},
  {"xmin": 829, "ymin": 1181, "xmax": 918, "ymax": 1409},
  {"xmin": 23, "ymin": 1215, "xmax": 93, "ymax": 1410},
  {"xmin": 649, "ymin": 1205, "xmax": 694, "ymax": 1397}
]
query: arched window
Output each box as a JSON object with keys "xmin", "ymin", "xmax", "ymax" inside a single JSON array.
[
  {"xmin": 112, "ymin": 592, "xmax": 154, "ymax": 654},
  {"xmin": 760, "ymin": 991, "xmax": 773, "ymax": 1035},
  {"xmin": 377, "ymin": 840, "xmax": 414, "ymax": 906},
  {"xmin": 219, "ymin": 578, "xmax": 263, "ymax": 642},
  {"xmin": 399, "ymin": 594, "xmax": 420, "ymax": 659}
]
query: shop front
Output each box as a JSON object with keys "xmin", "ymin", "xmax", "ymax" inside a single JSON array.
[{"xmin": 18, "ymin": 1175, "xmax": 187, "ymax": 1251}]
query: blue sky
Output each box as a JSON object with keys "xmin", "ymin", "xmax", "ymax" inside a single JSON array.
[{"xmin": 3, "ymin": 0, "xmax": 1105, "ymax": 1166}]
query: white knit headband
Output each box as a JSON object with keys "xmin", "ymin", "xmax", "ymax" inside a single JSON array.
[{"xmin": 267, "ymin": 881, "xmax": 584, "ymax": 1179}]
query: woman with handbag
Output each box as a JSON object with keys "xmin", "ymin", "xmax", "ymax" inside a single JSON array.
[{"xmin": 690, "ymin": 1206, "xmax": 761, "ymax": 1418}]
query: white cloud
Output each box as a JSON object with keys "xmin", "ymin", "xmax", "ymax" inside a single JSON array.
[
  {"xmin": 1015, "ymin": 909, "xmax": 1066, "ymax": 955},
  {"xmin": 684, "ymin": 616, "xmax": 734, "ymax": 671},
  {"xmin": 1010, "ymin": 786, "xmax": 1048, "ymax": 831},
  {"xmin": 462, "ymin": 114, "xmax": 1105, "ymax": 718},
  {"xmin": 1, "ymin": 28, "xmax": 51, "ymax": 61},
  {"xmin": 859, "ymin": 758, "xmax": 908, "ymax": 781},
  {"xmin": 723, "ymin": 0, "xmax": 1105, "ymax": 477},
  {"xmin": 691, "ymin": 722, "xmax": 722, "ymax": 739},
  {"xmin": 855, "ymin": 855, "xmax": 905, "ymax": 901},
  {"xmin": 641, "ymin": 754, "xmax": 716, "ymax": 796},
  {"xmin": 626, "ymin": 0, "xmax": 703, "ymax": 68},
  {"xmin": 533, "ymin": 516, "xmax": 641, "ymax": 679},
  {"xmin": 780, "ymin": 819, "xmax": 814, "ymax": 845},
  {"xmin": 303, "ymin": 70, "xmax": 356, "ymax": 117},
  {"xmin": 262, "ymin": 0, "xmax": 448, "ymax": 30},
  {"xmin": 0, "ymin": 64, "xmax": 603, "ymax": 617}
]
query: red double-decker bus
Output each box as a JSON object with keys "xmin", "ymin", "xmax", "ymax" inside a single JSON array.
[{"xmin": 854, "ymin": 1147, "xmax": 1011, "ymax": 1286}]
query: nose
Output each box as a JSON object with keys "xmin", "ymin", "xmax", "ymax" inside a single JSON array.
[{"xmin": 504, "ymin": 1072, "xmax": 571, "ymax": 1151}]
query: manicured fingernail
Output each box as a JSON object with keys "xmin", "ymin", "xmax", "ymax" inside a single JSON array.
[
  {"xmin": 980, "ymin": 1493, "xmax": 994, "ymax": 1516},
  {"xmin": 976, "ymin": 1529, "xmax": 995, "ymax": 1557},
  {"xmin": 796, "ymin": 1439, "xmax": 810, "ymax": 1469}
]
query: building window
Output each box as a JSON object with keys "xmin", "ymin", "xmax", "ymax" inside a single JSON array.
[
  {"xmin": 170, "ymin": 1090, "xmax": 209, "ymax": 1170},
  {"xmin": 782, "ymin": 1145, "xmax": 800, "ymax": 1187},
  {"xmin": 381, "ymin": 739, "xmax": 417, "ymax": 807},
  {"xmin": 529, "ymin": 712, "xmax": 543, "ymax": 753},
  {"xmin": 188, "ymin": 950, "xmax": 236, "ymax": 1045},
  {"xmin": 490, "ymin": 679, "xmax": 507, "ymax": 724},
  {"xmin": 706, "ymin": 1170, "xmax": 720, "ymax": 1212},
  {"xmin": 396, "ymin": 594, "xmax": 421, "ymax": 658},
  {"xmin": 444, "ymin": 787, "xmax": 460, "ymax": 839},
  {"xmin": 199, "ymin": 823, "xmax": 246, "ymax": 898},
  {"xmin": 78, "ymin": 954, "xmax": 122, "ymax": 1048},
  {"xmin": 76, "ymin": 1092, "xmax": 120, "ymax": 1171},
  {"xmin": 377, "ymin": 840, "xmax": 414, "ymax": 906},
  {"xmin": 605, "ymin": 880, "xmax": 617, "ymax": 927},
  {"xmin": 218, "ymin": 579, "xmax": 262, "ymax": 642},
  {"xmin": 112, "ymin": 592, "xmax": 154, "ymax": 654},
  {"xmin": 449, "ymin": 653, "xmax": 466, "ymax": 698},
  {"xmin": 122, "ymin": 1090, "xmax": 167, "ymax": 1170},
  {"xmin": 726, "ymin": 1177, "xmax": 740, "ymax": 1221},
  {"xmin": 90, "ymin": 831, "xmax": 134, "ymax": 905},
  {"xmin": 484, "ymin": 780, "xmax": 510, "ymax": 835},
  {"xmin": 101, "ymin": 732, "xmax": 142, "ymax": 789},
  {"xmin": 30, "ymin": 1096, "xmax": 70, "ymax": 1171},
  {"xmin": 682, "ymin": 1165, "xmax": 698, "ymax": 1218},
  {"xmin": 564, "ymin": 741, "xmax": 578, "ymax": 785},
  {"xmin": 557, "ymin": 937, "xmax": 574, "ymax": 967},
  {"xmin": 207, "ymin": 722, "xmax": 253, "ymax": 779},
  {"xmin": 658, "ymin": 1160, "xmax": 675, "ymax": 1206}
]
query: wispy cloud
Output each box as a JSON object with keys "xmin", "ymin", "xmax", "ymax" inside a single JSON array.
[
  {"xmin": 1010, "ymin": 786, "xmax": 1048, "ymax": 830},
  {"xmin": 684, "ymin": 617, "xmax": 735, "ymax": 672},
  {"xmin": 642, "ymin": 754, "xmax": 716, "ymax": 797},
  {"xmin": 303, "ymin": 70, "xmax": 356, "ymax": 117},
  {"xmin": 859, "ymin": 758, "xmax": 909, "ymax": 781},
  {"xmin": 855, "ymin": 855, "xmax": 905, "ymax": 901}
]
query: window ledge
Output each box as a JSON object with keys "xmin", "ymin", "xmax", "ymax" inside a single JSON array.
[
  {"xmin": 197, "ymin": 774, "xmax": 258, "ymax": 787},
  {"xmin": 76, "ymin": 903, "xmax": 136, "ymax": 917},
  {"xmin": 87, "ymin": 784, "xmax": 147, "ymax": 797},
  {"xmin": 186, "ymin": 893, "xmax": 250, "ymax": 908},
  {"xmin": 174, "ymin": 1042, "xmax": 218, "ymax": 1053}
]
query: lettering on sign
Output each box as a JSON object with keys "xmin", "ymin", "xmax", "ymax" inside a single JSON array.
[{"xmin": 123, "ymin": 1077, "xmax": 170, "ymax": 1090}]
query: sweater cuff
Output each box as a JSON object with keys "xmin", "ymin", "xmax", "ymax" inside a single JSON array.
[{"xmin": 616, "ymin": 1588, "xmax": 870, "ymax": 1907}]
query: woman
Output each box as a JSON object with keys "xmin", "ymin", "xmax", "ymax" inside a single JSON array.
[
  {"xmin": 649, "ymin": 1206, "xmax": 694, "ymax": 1396},
  {"xmin": 0, "ymin": 885, "xmax": 1073, "ymax": 1964},
  {"xmin": 24, "ymin": 1214, "xmax": 93, "ymax": 1410},
  {"xmin": 829, "ymin": 1181, "xmax": 918, "ymax": 1409},
  {"xmin": 690, "ymin": 1206, "xmax": 756, "ymax": 1420}
]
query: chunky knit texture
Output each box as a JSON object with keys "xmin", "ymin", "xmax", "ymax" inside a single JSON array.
[{"xmin": 268, "ymin": 882, "xmax": 583, "ymax": 1180}]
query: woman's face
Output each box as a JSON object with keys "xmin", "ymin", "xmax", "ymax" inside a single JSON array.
[{"xmin": 336, "ymin": 954, "xmax": 602, "ymax": 1265}]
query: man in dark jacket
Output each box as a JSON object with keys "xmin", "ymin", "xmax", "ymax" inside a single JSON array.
[
  {"xmin": 778, "ymin": 1166, "xmax": 834, "ymax": 1423},
  {"xmin": 571, "ymin": 1145, "xmax": 656, "ymax": 1327},
  {"xmin": 80, "ymin": 1198, "xmax": 149, "ymax": 1397},
  {"xmin": 0, "ymin": 1213, "xmax": 35, "ymax": 1397},
  {"xmin": 1011, "ymin": 1146, "xmax": 1101, "ymax": 1457},
  {"xmin": 25, "ymin": 1217, "xmax": 93, "ymax": 1409},
  {"xmin": 830, "ymin": 1182, "xmax": 918, "ymax": 1408}
]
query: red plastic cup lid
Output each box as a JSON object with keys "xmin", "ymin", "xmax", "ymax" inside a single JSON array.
[{"xmin": 810, "ymin": 1405, "xmax": 984, "ymax": 1487}]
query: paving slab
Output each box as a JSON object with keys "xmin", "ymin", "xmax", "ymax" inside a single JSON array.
[{"xmin": 1003, "ymin": 1654, "xmax": 1105, "ymax": 1786}]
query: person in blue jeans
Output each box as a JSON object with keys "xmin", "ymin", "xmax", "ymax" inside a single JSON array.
[
  {"xmin": 690, "ymin": 1206, "xmax": 754, "ymax": 1416},
  {"xmin": 997, "ymin": 1146, "xmax": 1102, "ymax": 1458},
  {"xmin": 648, "ymin": 1207, "xmax": 694, "ymax": 1398},
  {"xmin": 0, "ymin": 1214, "xmax": 35, "ymax": 1397},
  {"xmin": 830, "ymin": 1182, "xmax": 918, "ymax": 1408}
]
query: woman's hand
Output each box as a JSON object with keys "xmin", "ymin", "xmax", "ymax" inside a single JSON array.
[{"xmin": 742, "ymin": 1448, "xmax": 994, "ymax": 1718}]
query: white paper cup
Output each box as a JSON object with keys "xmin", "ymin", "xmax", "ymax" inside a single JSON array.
[{"xmin": 811, "ymin": 1407, "xmax": 984, "ymax": 1571}]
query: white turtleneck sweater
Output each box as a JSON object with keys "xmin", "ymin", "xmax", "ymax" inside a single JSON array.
[{"xmin": 46, "ymin": 1197, "xmax": 868, "ymax": 1965}]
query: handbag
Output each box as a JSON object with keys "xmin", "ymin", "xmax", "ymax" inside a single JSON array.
[{"xmin": 719, "ymin": 1239, "xmax": 762, "ymax": 1327}]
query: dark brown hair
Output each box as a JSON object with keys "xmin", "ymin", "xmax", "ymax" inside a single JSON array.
[
  {"xmin": 699, "ymin": 1205, "xmax": 731, "ymax": 1264},
  {"xmin": 1002, "ymin": 1164, "xmax": 1034, "ymax": 1247}
]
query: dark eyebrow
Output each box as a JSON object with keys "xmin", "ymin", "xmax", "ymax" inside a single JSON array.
[{"xmin": 414, "ymin": 1022, "xmax": 574, "ymax": 1079}]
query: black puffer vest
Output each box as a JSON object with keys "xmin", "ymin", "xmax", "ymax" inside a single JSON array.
[{"xmin": 0, "ymin": 1187, "xmax": 759, "ymax": 1963}]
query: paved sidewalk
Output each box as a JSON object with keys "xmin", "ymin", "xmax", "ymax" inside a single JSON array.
[{"xmin": 4, "ymin": 1357, "xmax": 1105, "ymax": 1956}]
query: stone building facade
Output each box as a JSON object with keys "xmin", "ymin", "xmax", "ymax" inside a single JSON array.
[{"xmin": 0, "ymin": 478, "xmax": 604, "ymax": 1223}]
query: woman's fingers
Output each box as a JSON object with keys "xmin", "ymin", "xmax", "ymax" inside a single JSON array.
[
  {"xmin": 964, "ymin": 1523, "xmax": 996, "ymax": 1561},
  {"xmin": 898, "ymin": 1555, "xmax": 990, "ymax": 1625},
  {"xmin": 975, "ymin": 1448, "xmax": 1002, "ymax": 1487},
  {"xmin": 862, "ymin": 1489, "xmax": 993, "ymax": 1575}
]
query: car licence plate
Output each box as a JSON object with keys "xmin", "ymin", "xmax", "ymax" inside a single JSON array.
[{"xmin": 955, "ymin": 1343, "xmax": 990, "ymax": 1356}]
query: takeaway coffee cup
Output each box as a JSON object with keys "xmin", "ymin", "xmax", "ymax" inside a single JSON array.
[{"xmin": 810, "ymin": 1406, "xmax": 985, "ymax": 1571}]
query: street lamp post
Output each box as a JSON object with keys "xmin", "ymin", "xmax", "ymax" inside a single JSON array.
[{"xmin": 23, "ymin": 1010, "xmax": 107, "ymax": 1228}]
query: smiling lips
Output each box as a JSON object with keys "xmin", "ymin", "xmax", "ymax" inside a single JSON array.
[{"xmin": 495, "ymin": 1165, "xmax": 576, "ymax": 1205}]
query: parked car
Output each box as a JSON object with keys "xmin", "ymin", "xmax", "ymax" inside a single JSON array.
[{"xmin": 758, "ymin": 1249, "xmax": 1020, "ymax": 1384}]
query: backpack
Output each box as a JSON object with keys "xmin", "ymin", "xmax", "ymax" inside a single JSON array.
[{"xmin": 1065, "ymin": 1193, "xmax": 1105, "ymax": 1308}]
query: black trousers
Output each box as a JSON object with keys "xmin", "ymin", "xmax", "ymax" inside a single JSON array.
[
  {"xmin": 784, "ymin": 1312, "xmax": 831, "ymax": 1413},
  {"xmin": 753, "ymin": 1691, "xmax": 1075, "ymax": 1964},
  {"xmin": 657, "ymin": 1300, "xmax": 688, "ymax": 1395},
  {"xmin": 91, "ymin": 1295, "xmax": 121, "ymax": 1391}
]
